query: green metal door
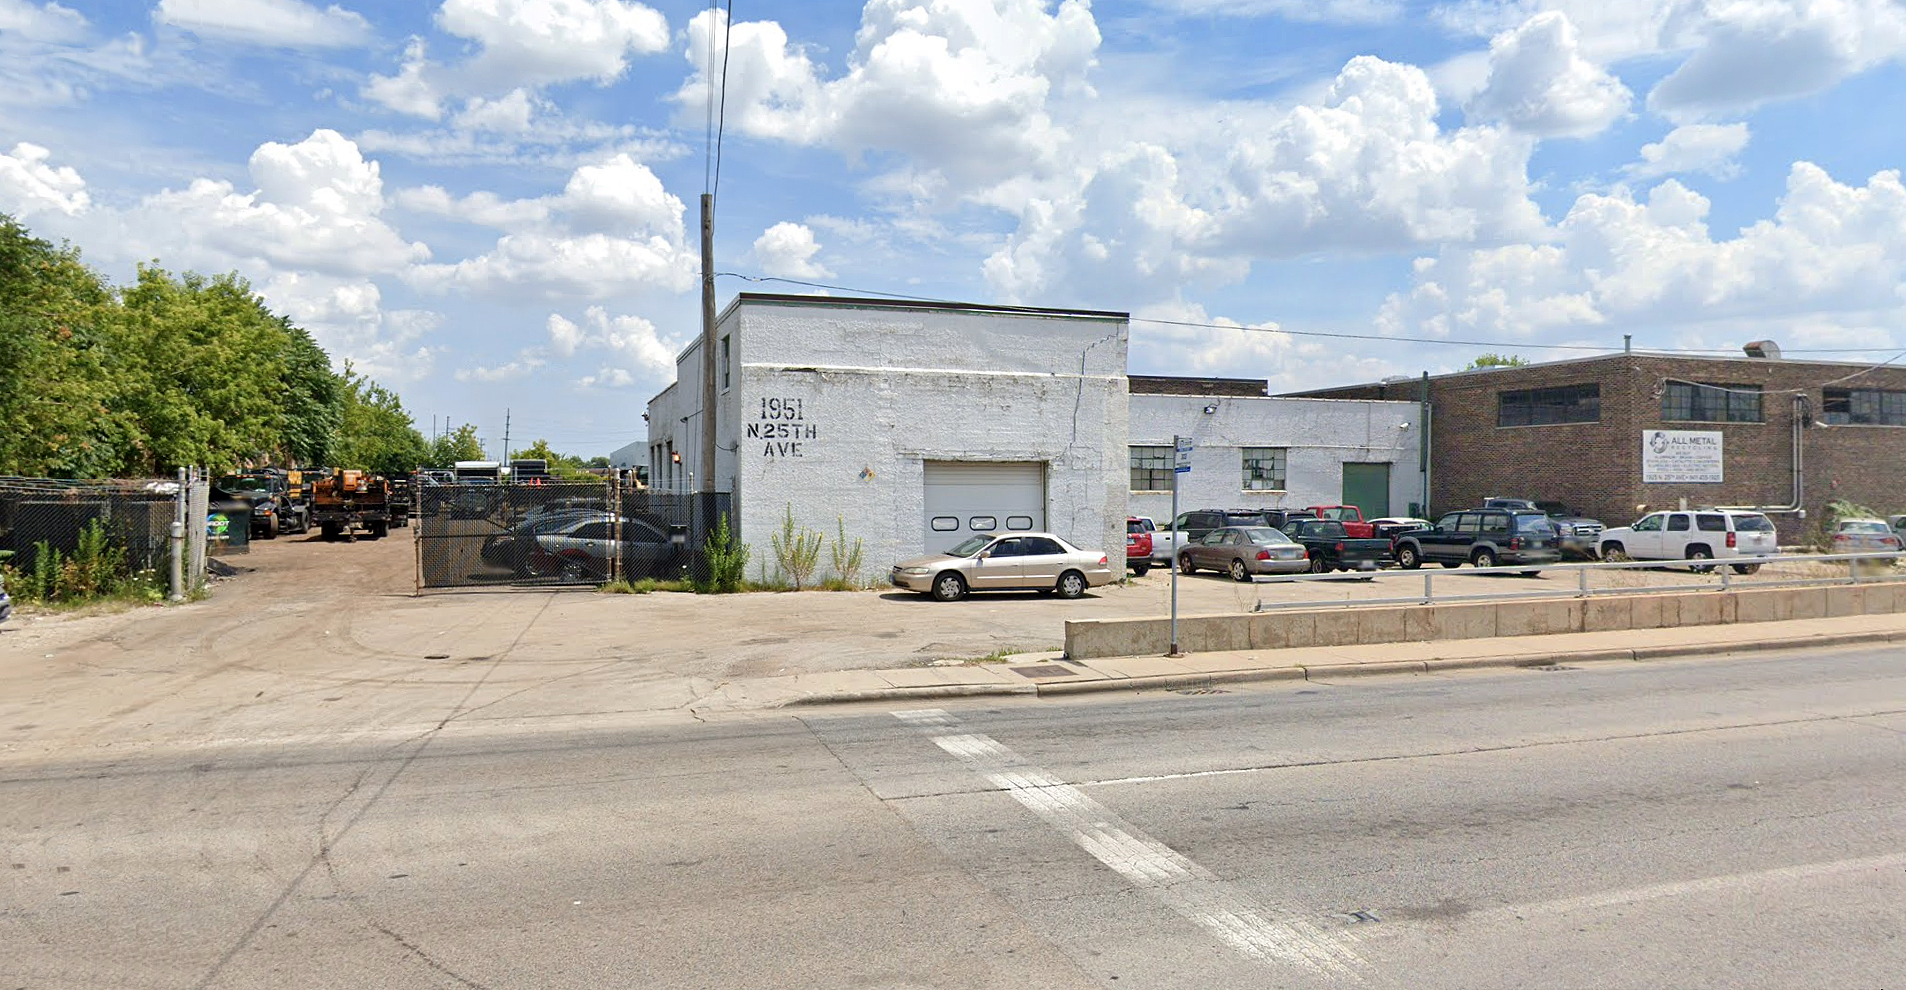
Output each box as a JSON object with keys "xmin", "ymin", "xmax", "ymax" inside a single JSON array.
[{"xmin": 1342, "ymin": 463, "xmax": 1391, "ymax": 519}]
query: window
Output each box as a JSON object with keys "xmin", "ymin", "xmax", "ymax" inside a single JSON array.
[
  {"xmin": 1479, "ymin": 513, "xmax": 1512, "ymax": 537},
  {"xmin": 930, "ymin": 516, "xmax": 959, "ymax": 532},
  {"xmin": 719, "ymin": 336, "xmax": 731, "ymax": 389},
  {"xmin": 1437, "ymin": 513, "xmax": 1464, "ymax": 530},
  {"xmin": 1514, "ymin": 515, "xmax": 1556, "ymax": 535},
  {"xmin": 1241, "ymin": 447, "xmax": 1287, "ymax": 491},
  {"xmin": 1006, "ymin": 515, "xmax": 1035, "ymax": 531},
  {"xmin": 1663, "ymin": 382, "xmax": 1761, "ymax": 422},
  {"xmin": 1130, "ymin": 445, "xmax": 1174, "ymax": 491},
  {"xmin": 987, "ymin": 538, "xmax": 1023, "ymax": 557},
  {"xmin": 1453, "ymin": 513, "xmax": 1482, "ymax": 533},
  {"xmin": 1733, "ymin": 514, "xmax": 1775, "ymax": 532},
  {"xmin": 1667, "ymin": 514, "xmax": 1690, "ymax": 532},
  {"xmin": 572, "ymin": 522, "xmax": 613, "ymax": 540},
  {"xmin": 969, "ymin": 516, "xmax": 997, "ymax": 531},
  {"xmin": 1632, "ymin": 514, "xmax": 1664, "ymax": 532},
  {"xmin": 1697, "ymin": 514, "xmax": 1727, "ymax": 532},
  {"xmin": 1823, "ymin": 387, "xmax": 1906, "ymax": 425},
  {"xmin": 1498, "ymin": 384, "xmax": 1601, "ymax": 427},
  {"xmin": 1024, "ymin": 537, "xmax": 1066, "ymax": 555}
]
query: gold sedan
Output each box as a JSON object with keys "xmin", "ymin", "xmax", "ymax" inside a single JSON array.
[{"xmin": 891, "ymin": 532, "xmax": 1116, "ymax": 601}]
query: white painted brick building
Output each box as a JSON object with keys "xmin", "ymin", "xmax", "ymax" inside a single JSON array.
[{"xmin": 645, "ymin": 294, "xmax": 1422, "ymax": 578}]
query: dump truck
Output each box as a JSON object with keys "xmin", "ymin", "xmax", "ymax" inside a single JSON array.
[{"xmin": 310, "ymin": 469, "xmax": 391, "ymax": 540}]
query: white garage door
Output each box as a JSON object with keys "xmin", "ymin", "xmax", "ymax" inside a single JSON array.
[{"xmin": 922, "ymin": 461, "xmax": 1047, "ymax": 555}]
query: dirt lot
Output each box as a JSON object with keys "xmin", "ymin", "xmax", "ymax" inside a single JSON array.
[{"xmin": 0, "ymin": 529, "xmax": 1886, "ymax": 754}]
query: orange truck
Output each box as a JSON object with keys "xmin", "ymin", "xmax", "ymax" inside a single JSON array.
[{"xmin": 310, "ymin": 469, "xmax": 392, "ymax": 540}]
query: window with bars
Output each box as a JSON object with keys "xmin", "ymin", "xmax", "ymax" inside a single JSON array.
[
  {"xmin": 1130, "ymin": 445, "xmax": 1174, "ymax": 491},
  {"xmin": 1240, "ymin": 447, "xmax": 1287, "ymax": 491},
  {"xmin": 1662, "ymin": 382, "xmax": 1761, "ymax": 422},
  {"xmin": 1823, "ymin": 387, "xmax": 1906, "ymax": 425},
  {"xmin": 1497, "ymin": 384, "xmax": 1600, "ymax": 427}
]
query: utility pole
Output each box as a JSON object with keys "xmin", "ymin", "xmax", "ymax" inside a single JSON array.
[
  {"xmin": 502, "ymin": 409, "xmax": 511, "ymax": 468},
  {"xmin": 699, "ymin": 193, "xmax": 718, "ymax": 495}
]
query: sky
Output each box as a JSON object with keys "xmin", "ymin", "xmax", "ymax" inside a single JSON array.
[{"xmin": 4, "ymin": 0, "xmax": 1906, "ymax": 459}]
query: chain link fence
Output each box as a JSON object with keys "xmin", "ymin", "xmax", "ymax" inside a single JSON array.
[
  {"xmin": 414, "ymin": 481, "xmax": 732, "ymax": 590},
  {"xmin": 0, "ymin": 476, "xmax": 212, "ymax": 596}
]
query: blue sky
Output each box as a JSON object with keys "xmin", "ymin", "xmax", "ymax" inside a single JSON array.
[{"xmin": 4, "ymin": 0, "xmax": 1906, "ymax": 457}]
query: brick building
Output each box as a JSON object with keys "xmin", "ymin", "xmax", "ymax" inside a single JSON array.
[{"xmin": 1291, "ymin": 350, "xmax": 1906, "ymax": 542}]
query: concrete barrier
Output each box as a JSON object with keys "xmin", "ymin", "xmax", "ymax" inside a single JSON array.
[{"xmin": 1063, "ymin": 582, "xmax": 1906, "ymax": 660}]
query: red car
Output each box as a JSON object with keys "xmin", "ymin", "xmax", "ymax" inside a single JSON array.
[
  {"xmin": 1299, "ymin": 504, "xmax": 1376, "ymax": 539},
  {"xmin": 1126, "ymin": 517, "xmax": 1155, "ymax": 577}
]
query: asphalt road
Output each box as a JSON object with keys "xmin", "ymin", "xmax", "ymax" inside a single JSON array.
[{"xmin": 4, "ymin": 646, "xmax": 1903, "ymax": 989}]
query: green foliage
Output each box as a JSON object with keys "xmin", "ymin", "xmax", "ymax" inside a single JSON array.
[
  {"xmin": 696, "ymin": 513, "xmax": 750, "ymax": 594},
  {"xmin": 0, "ymin": 519, "xmax": 155, "ymax": 606},
  {"xmin": 1464, "ymin": 353, "xmax": 1529, "ymax": 370},
  {"xmin": 600, "ymin": 577, "xmax": 690, "ymax": 594},
  {"xmin": 829, "ymin": 515, "xmax": 865, "ymax": 586},
  {"xmin": 512, "ymin": 439, "xmax": 596, "ymax": 480},
  {"xmin": 425, "ymin": 424, "xmax": 486, "ymax": 467},
  {"xmin": 769, "ymin": 504, "xmax": 824, "ymax": 591},
  {"xmin": 0, "ymin": 213, "xmax": 422, "ymax": 478}
]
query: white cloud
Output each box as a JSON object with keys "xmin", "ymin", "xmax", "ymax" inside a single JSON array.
[
  {"xmin": 1137, "ymin": 0, "xmax": 1401, "ymax": 24},
  {"xmin": 408, "ymin": 153, "xmax": 696, "ymax": 300},
  {"xmin": 395, "ymin": 185, "xmax": 550, "ymax": 227},
  {"xmin": 124, "ymin": 129, "xmax": 429, "ymax": 280},
  {"xmin": 1623, "ymin": 122, "xmax": 1750, "ymax": 179},
  {"xmin": 458, "ymin": 305, "xmax": 677, "ymax": 387},
  {"xmin": 750, "ymin": 222, "xmax": 833, "ymax": 279},
  {"xmin": 1379, "ymin": 164, "xmax": 1906, "ymax": 344},
  {"xmin": 1127, "ymin": 301, "xmax": 1404, "ymax": 394},
  {"xmin": 987, "ymin": 56, "xmax": 1544, "ymax": 306},
  {"xmin": 364, "ymin": 37, "xmax": 442, "ymax": 119},
  {"xmin": 0, "ymin": 0, "xmax": 86, "ymax": 43},
  {"xmin": 675, "ymin": 1, "xmax": 1099, "ymax": 198},
  {"xmin": 456, "ymin": 349, "xmax": 547, "ymax": 382},
  {"xmin": 453, "ymin": 88, "xmax": 536, "ymax": 132},
  {"xmin": 154, "ymin": 0, "xmax": 371, "ymax": 49},
  {"xmin": 1466, "ymin": 11, "xmax": 1630, "ymax": 137},
  {"xmin": 365, "ymin": 0, "xmax": 668, "ymax": 117},
  {"xmin": 0, "ymin": 141, "xmax": 90, "ymax": 216},
  {"xmin": 577, "ymin": 366, "xmax": 636, "ymax": 388},
  {"xmin": 1649, "ymin": 0, "xmax": 1906, "ymax": 116},
  {"xmin": 262, "ymin": 272, "xmax": 442, "ymax": 382}
]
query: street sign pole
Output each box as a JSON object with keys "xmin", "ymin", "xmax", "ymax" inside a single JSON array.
[{"xmin": 1169, "ymin": 435, "xmax": 1192, "ymax": 657}]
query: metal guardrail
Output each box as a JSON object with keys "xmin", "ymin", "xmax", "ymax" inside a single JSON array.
[{"xmin": 1250, "ymin": 550, "xmax": 1906, "ymax": 612}]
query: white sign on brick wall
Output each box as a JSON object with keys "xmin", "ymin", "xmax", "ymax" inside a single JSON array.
[{"xmin": 1642, "ymin": 430, "xmax": 1724, "ymax": 483}]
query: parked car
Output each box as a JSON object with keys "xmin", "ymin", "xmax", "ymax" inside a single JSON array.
[
  {"xmin": 891, "ymin": 532, "xmax": 1115, "ymax": 601},
  {"xmin": 1149, "ymin": 508, "xmax": 1289, "ymax": 567},
  {"xmin": 513, "ymin": 513, "xmax": 681, "ymax": 581},
  {"xmin": 0, "ymin": 566, "xmax": 10, "ymax": 625},
  {"xmin": 1891, "ymin": 515, "xmax": 1906, "ymax": 546},
  {"xmin": 1393, "ymin": 508, "xmax": 1560, "ymax": 574},
  {"xmin": 1175, "ymin": 525, "xmax": 1312, "ymax": 580},
  {"xmin": 1126, "ymin": 516, "xmax": 1155, "ymax": 577},
  {"xmin": 1597, "ymin": 509, "xmax": 1777, "ymax": 574},
  {"xmin": 1483, "ymin": 497, "xmax": 1604, "ymax": 559},
  {"xmin": 1368, "ymin": 516, "xmax": 1433, "ymax": 543},
  {"xmin": 1281, "ymin": 518, "xmax": 1393, "ymax": 573},
  {"xmin": 1298, "ymin": 505, "xmax": 1376, "ymax": 538},
  {"xmin": 1829, "ymin": 518, "xmax": 1902, "ymax": 557}
]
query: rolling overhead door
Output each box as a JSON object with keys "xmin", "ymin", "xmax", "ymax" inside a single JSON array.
[{"xmin": 922, "ymin": 461, "xmax": 1047, "ymax": 555}]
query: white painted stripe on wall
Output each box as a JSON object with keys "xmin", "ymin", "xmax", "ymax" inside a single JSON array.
[{"xmin": 894, "ymin": 708, "xmax": 1373, "ymax": 982}]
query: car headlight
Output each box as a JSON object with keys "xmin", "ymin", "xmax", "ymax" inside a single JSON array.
[{"xmin": 900, "ymin": 566, "xmax": 929, "ymax": 575}]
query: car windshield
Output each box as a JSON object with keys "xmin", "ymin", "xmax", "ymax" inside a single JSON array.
[
  {"xmin": 1841, "ymin": 521, "xmax": 1890, "ymax": 534},
  {"xmin": 217, "ymin": 476, "xmax": 268, "ymax": 492},
  {"xmin": 946, "ymin": 535, "xmax": 996, "ymax": 557},
  {"xmin": 1733, "ymin": 514, "xmax": 1775, "ymax": 533},
  {"xmin": 1223, "ymin": 513, "xmax": 1270, "ymax": 526},
  {"xmin": 1242, "ymin": 527, "xmax": 1291, "ymax": 544}
]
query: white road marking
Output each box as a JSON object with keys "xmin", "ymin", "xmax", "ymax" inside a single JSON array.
[
  {"xmin": 1483, "ymin": 851, "xmax": 1906, "ymax": 923},
  {"xmin": 893, "ymin": 708, "xmax": 1374, "ymax": 982}
]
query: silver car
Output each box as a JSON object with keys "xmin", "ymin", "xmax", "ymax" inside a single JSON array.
[
  {"xmin": 891, "ymin": 532, "xmax": 1116, "ymax": 601},
  {"xmin": 1829, "ymin": 518, "xmax": 1902, "ymax": 556},
  {"xmin": 1175, "ymin": 526, "xmax": 1310, "ymax": 580}
]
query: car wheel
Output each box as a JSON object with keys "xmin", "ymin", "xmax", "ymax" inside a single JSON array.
[
  {"xmin": 1056, "ymin": 570, "xmax": 1087, "ymax": 599},
  {"xmin": 1396, "ymin": 545, "xmax": 1421, "ymax": 570},
  {"xmin": 1230, "ymin": 559, "xmax": 1250, "ymax": 582},
  {"xmin": 1732, "ymin": 562, "xmax": 1761, "ymax": 575},
  {"xmin": 1686, "ymin": 546, "xmax": 1714, "ymax": 573},
  {"xmin": 1178, "ymin": 555, "xmax": 1197, "ymax": 575},
  {"xmin": 262, "ymin": 514, "xmax": 278, "ymax": 540},
  {"xmin": 1472, "ymin": 549, "xmax": 1497, "ymax": 570},
  {"xmin": 1601, "ymin": 543, "xmax": 1628, "ymax": 562},
  {"xmin": 1131, "ymin": 564, "xmax": 1150, "ymax": 577},
  {"xmin": 1308, "ymin": 554, "xmax": 1329, "ymax": 574},
  {"xmin": 931, "ymin": 571, "xmax": 968, "ymax": 602}
]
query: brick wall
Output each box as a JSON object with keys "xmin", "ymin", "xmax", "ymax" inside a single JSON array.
[{"xmin": 1301, "ymin": 355, "xmax": 1906, "ymax": 544}]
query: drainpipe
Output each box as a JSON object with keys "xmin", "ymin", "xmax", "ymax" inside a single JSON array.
[
  {"xmin": 1716, "ymin": 393, "xmax": 1806, "ymax": 516},
  {"xmin": 1419, "ymin": 371, "xmax": 1431, "ymax": 517}
]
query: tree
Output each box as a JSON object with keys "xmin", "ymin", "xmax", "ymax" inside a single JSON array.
[
  {"xmin": 329, "ymin": 365, "xmax": 428, "ymax": 475},
  {"xmin": 511, "ymin": 438, "xmax": 593, "ymax": 480},
  {"xmin": 425, "ymin": 424, "xmax": 486, "ymax": 467},
  {"xmin": 1465, "ymin": 353, "xmax": 1529, "ymax": 370}
]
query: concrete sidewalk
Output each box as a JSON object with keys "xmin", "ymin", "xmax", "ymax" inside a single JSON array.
[{"xmin": 695, "ymin": 612, "xmax": 1906, "ymax": 709}]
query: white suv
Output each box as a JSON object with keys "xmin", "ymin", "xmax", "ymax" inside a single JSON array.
[{"xmin": 1597, "ymin": 509, "xmax": 1779, "ymax": 574}]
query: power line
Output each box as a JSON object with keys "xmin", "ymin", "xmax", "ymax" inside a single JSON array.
[
  {"xmin": 711, "ymin": 0, "xmax": 736, "ymax": 203},
  {"xmin": 710, "ymin": 272, "xmax": 1906, "ymax": 357},
  {"xmin": 703, "ymin": 0, "xmax": 717, "ymax": 195}
]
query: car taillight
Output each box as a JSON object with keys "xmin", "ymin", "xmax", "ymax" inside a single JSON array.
[
  {"xmin": 1256, "ymin": 549, "xmax": 1270, "ymax": 560},
  {"xmin": 1726, "ymin": 532, "xmax": 1736, "ymax": 548},
  {"xmin": 1508, "ymin": 537, "xmax": 1522, "ymax": 550},
  {"xmin": 1334, "ymin": 542, "xmax": 1345, "ymax": 552},
  {"xmin": 1098, "ymin": 555, "xmax": 1108, "ymax": 565}
]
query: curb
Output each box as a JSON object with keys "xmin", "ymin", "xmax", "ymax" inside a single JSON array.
[{"xmin": 779, "ymin": 628, "xmax": 1906, "ymax": 707}]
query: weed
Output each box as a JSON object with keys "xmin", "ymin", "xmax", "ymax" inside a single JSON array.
[
  {"xmin": 769, "ymin": 504, "xmax": 824, "ymax": 591},
  {"xmin": 695, "ymin": 513, "xmax": 750, "ymax": 594},
  {"xmin": 829, "ymin": 516, "xmax": 864, "ymax": 586}
]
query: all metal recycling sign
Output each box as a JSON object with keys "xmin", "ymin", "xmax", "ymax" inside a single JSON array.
[{"xmin": 1641, "ymin": 430, "xmax": 1723, "ymax": 483}]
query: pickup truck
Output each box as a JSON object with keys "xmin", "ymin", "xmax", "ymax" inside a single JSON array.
[
  {"xmin": 1297, "ymin": 505, "xmax": 1376, "ymax": 538},
  {"xmin": 1126, "ymin": 517, "xmax": 1154, "ymax": 577},
  {"xmin": 1283, "ymin": 518, "xmax": 1392, "ymax": 573},
  {"xmin": 1147, "ymin": 508, "xmax": 1288, "ymax": 568}
]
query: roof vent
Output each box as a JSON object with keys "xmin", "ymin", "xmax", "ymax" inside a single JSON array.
[{"xmin": 1744, "ymin": 340, "xmax": 1781, "ymax": 359}]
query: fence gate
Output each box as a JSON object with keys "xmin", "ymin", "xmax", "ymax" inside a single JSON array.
[{"xmin": 414, "ymin": 481, "xmax": 731, "ymax": 590}]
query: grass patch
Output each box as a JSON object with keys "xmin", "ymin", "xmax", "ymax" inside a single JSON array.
[
  {"xmin": 968, "ymin": 646, "xmax": 1031, "ymax": 664},
  {"xmin": 597, "ymin": 577, "xmax": 692, "ymax": 595}
]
